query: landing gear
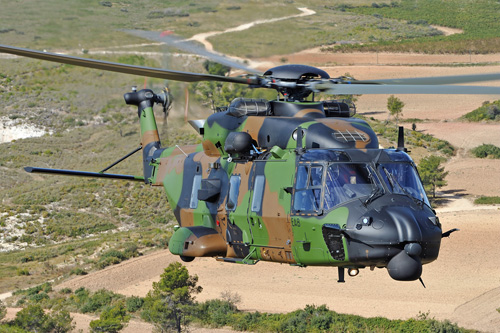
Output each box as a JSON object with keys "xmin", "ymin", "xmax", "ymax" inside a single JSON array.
[
  {"xmin": 348, "ymin": 268, "xmax": 359, "ymax": 277},
  {"xmin": 338, "ymin": 267, "xmax": 345, "ymax": 283}
]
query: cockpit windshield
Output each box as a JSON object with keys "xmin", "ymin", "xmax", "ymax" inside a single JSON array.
[
  {"xmin": 324, "ymin": 163, "xmax": 381, "ymax": 210},
  {"xmin": 378, "ymin": 162, "xmax": 430, "ymax": 206},
  {"xmin": 293, "ymin": 163, "xmax": 382, "ymax": 212},
  {"xmin": 293, "ymin": 157, "xmax": 431, "ymax": 213}
]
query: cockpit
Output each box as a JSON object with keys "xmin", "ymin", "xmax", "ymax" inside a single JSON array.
[{"xmin": 292, "ymin": 149, "xmax": 430, "ymax": 213}]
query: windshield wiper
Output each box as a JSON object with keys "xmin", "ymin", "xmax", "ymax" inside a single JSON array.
[
  {"xmin": 381, "ymin": 166, "xmax": 395, "ymax": 190},
  {"xmin": 382, "ymin": 166, "xmax": 423, "ymax": 208},
  {"xmin": 363, "ymin": 186, "xmax": 384, "ymax": 206}
]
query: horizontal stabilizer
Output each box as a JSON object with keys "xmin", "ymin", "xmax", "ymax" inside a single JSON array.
[{"xmin": 24, "ymin": 167, "xmax": 144, "ymax": 182}]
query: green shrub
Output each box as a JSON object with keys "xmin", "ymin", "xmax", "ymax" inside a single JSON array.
[
  {"xmin": 70, "ymin": 267, "xmax": 88, "ymax": 276},
  {"xmin": 14, "ymin": 282, "xmax": 52, "ymax": 297},
  {"xmin": 30, "ymin": 292, "xmax": 50, "ymax": 303},
  {"xmin": 74, "ymin": 287, "xmax": 89, "ymax": 298},
  {"xmin": 471, "ymin": 144, "xmax": 500, "ymax": 159},
  {"xmin": 197, "ymin": 299, "xmax": 238, "ymax": 327},
  {"xmin": 97, "ymin": 256, "xmax": 121, "ymax": 269},
  {"xmin": 191, "ymin": 302, "xmax": 470, "ymax": 332},
  {"xmin": 16, "ymin": 268, "xmax": 30, "ymax": 276},
  {"xmin": 89, "ymin": 302, "xmax": 130, "ymax": 333},
  {"xmin": 101, "ymin": 249, "xmax": 127, "ymax": 261},
  {"xmin": 60, "ymin": 288, "xmax": 72, "ymax": 294},
  {"xmin": 80, "ymin": 289, "xmax": 116, "ymax": 313},
  {"xmin": 125, "ymin": 296, "xmax": 144, "ymax": 313},
  {"xmin": 20, "ymin": 255, "xmax": 34, "ymax": 263}
]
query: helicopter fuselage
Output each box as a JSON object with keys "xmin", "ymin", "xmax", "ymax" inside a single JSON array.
[
  {"xmin": 2, "ymin": 44, "xmax": 481, "ymax": 284},
  {"xmin": 131, "ymin": 90, "xmax": 443, "ymax": 282}
]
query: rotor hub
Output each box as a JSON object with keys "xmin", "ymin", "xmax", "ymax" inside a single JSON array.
[{"xmin": 263, "ymin": 64, "xmax": 330, "ymax": 101}]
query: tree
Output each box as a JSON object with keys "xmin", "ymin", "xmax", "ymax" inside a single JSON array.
[
  {"xmin": 141, "ymin": 262, "xmax": 202, "ymax": 333},
  {"xmin": 418, "ymin": 155, "xmax": 448, "ymax": 198},
  {"xmin": 46, "ymin": 310, "xmax": 75, "ymax": 333},
  {"xmin": 89, "ymin": 302, "xmax": 130, "ymax": 333},
  {"xmin": 14, "ymin": 304, "xmax": 46, "ymax": 332},
  {"xmin": 387, "ymin": 95, "xmax": 405, "ymax": 126},
  {"xmin": 13, "ymin": 303, "xmax": 74, "ymax": 333}
]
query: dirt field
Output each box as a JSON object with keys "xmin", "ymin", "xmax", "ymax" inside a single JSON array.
[
  {"xmin": 6, "ymin": 49, "xmax": 500, "ymax": 332},
  {"xmin": 55, "ymin": 207, "xmax": 500, "ymax": 332}
]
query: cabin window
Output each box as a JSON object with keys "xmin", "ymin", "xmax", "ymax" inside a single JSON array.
[
  {"xmin": 251, "ymin": 175, "xmax": 265, "ymax": 212},
  {"xmin": 189, "ymin": 175, "xmax": 202, "ymax": 209},
  {"xmin": 226, "ymin": 175, "xmax": 241, "ymax": 211}
]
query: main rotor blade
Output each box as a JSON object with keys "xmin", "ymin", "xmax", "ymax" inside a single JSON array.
[
  {"xmin": 318, "ymin": 83, "xmax": 500, "ymax": 95},
  {"xmin": 0, "ymin": 44, "xmax": 257, "ymax": 84},
  {"xmin": 356, "ymin": 73, "xmax": 500, "ymax": 85},
  {"xmin": 122, "ymin": 29, "xmax": 262, "ymax": 75}
]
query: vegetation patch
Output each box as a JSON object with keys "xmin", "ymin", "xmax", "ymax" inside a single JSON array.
[
  {"xmin": 327, "ymin": 0, "xmax": 500, "ymax": 55},
  {"xmin": 5, "ymin": 264, "xmax": 471, "ymax": 333},
  {"xmin": 1, "ymin": 302, "xmax": 74, "ymax": 332},
  {"xmin": 209, "ymin": 8, "xmax": 440, "ymax": 58},
  {"xmin": 471, "ymin": 144, "xmax": 500, "ymax": 159},
  {"xmin": 462, "ymin": 100, "xmax": 500, "ymax": 122},
  {"xmin": 474, "ymin": 196, "xmax": 500, "ymax": 205},
  {"xmin": 96, "ymin": 243, "xmax": 140, "ymax": 269}
]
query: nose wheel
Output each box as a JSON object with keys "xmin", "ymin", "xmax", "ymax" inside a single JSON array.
[{"xmin": 348, "ymin": 268, "xmax": 359, "ymax": 277}]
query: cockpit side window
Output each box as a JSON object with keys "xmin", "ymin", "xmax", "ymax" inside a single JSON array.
[{"xmin": 293, "ymin": 164, "xmax": 323, "ymax": 213}]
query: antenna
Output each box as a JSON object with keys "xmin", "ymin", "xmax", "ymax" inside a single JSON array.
[{"xmin": 396, "ymin": 126, "xmax": 407, "ymax": 152}]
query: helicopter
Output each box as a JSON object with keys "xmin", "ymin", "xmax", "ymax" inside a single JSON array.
[{"xmin": 1, "ymin": 38, "xmax": 498, "ymax": 285}]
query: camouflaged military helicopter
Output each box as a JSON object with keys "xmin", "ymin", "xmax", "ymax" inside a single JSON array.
[{"xmin": 1, "ymin": 38, "xmax": 499, "ymax": 285}]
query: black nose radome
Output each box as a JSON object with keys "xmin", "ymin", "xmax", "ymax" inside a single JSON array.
[{"xmin": 387, "ymin": 249, "xmax": 422, "ymax": 281}]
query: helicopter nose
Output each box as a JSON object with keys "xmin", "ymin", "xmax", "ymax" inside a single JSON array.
[
  {"xmin": 341, "ymin": 199, "xmax": 442, "ymax": 281},
  {"xmin": 387, "ymin": 243, "xmax": 422, "ymax": 281}
]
